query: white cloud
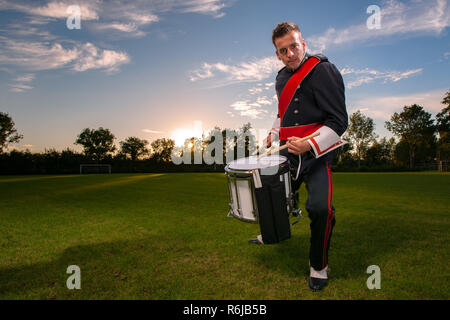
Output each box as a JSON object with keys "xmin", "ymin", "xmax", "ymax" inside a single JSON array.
[
  {"xmin": 123, "ymin": 12, "xmax": 159, "ymax": 25},
  {"xmin": 9, "ymin": 73, "xmax": 35, "ymax": 92},
  {"xmin": 307, "ymin": 0, "xmax": 449, "ymax": 52},
  {"xmin": 0, "ymin": 1, "xmax": 99, "ymax": 20},
  {"xmin": 96, "ymin": 23, "xmax": 139, "ymax": 33},
  {"xmin": 0, "ymin": 23, "xmax": 57, "ymax": 41},
  {"xmin": 91, "ymin": 11, "xmax": 159, "ymax": 37},
  {"xmin": 0, "ymin": 37, "xmax": 130, "ymax": 74},
  {"xmin": 248, "ymin": 87, "xmax": 263, "ymax": 95},
  {"xmin": 386, "ymin": 69, "xmax": 423, "ymax": 82},
  {"xmin": 9, "ymin": 83, "xmax": 33, "ymax": 92},
  {"xmin": 342, "ymin": 67, "xmax": 423, "ymax": 89},
  {"xmin": 0, "ymin": 0, "xmax": 236, "ymax": 93},
  {"xmin": 351, "ymin": 89, "xmax": 447, "ymax": 120},
  {"xmin": 229, "ymin": 93, "xmax": 277, "ymax": 120},
  {"xmin": 72, "ymin": 43, "xmax": 130, "ymax": 73},
  {"xmin": 230, "ymin": 100, "xmax": 269, "ymax": 119},
  {"xmin": 178, "ymin": 0, "xmax": 228, "ymax": 18},
  {"xmin": 142, "ymin": 129, "xmax": 164, "ymax": 134},
  {"xmin": 190, "ymin": 56, "xmax": 283, "ymax": 84},
  {"xmin": 189, "ymin": 62, "xmax": 215, "ymax": 81},
  {"xmin": 256, "ymin": 96, "xmax": 273, "ymax": 106},
  {"xmin": 0, "ymin": 0, "xmax": 231, "ymax": 42},
  {"xmin": 13, "ymin": 73, "xmax": 35, "ymax": 82},
  {"xmin": 248, "ymin": 82, "xmax": 275, "ymax": 95},
  {"xmin": 0, "ymin": 37, "xmax": 79, "ymax": 70}
]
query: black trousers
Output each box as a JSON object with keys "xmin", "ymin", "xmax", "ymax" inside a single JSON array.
[{"xmin": 283, "ymin": 149, "xmax": 336, "ymax": 271}]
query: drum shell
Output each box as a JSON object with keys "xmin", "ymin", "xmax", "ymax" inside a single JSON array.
[{"xmin": 225, "ymin": 160, "xmax": 292, "ymax": 223}]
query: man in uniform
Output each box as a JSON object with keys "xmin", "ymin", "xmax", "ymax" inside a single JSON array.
[{"xmin": 249, "ymin": 22, "xmax": 348, "ymax": 292}]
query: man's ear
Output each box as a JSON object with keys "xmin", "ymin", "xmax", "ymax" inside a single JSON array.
[{"xmin": 275, "ymin": 50, "xmax": 281, "ymax": 60}]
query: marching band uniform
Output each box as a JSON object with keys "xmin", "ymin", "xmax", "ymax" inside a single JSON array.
[{"xmin": 272, "ymin": 53, "xmax": 348, "ymax": 290}]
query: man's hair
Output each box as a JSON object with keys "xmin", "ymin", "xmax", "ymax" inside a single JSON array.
[{"xmin": 272, "ymin": 22, "xmax": 301, "ymax": 47}]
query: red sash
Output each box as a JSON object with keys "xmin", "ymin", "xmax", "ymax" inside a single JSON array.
[
  {"xmin": 279, "ymin": 123, "xmax": 323, "ymax": 141},
  {"xmin": 278, "ymin": 56, "xmax": 321, "ymax": 140}
]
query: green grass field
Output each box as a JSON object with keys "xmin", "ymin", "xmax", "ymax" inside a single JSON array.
[{"xmin": 0, "ymin": 172, "xmax": 449, "ymax": 300}]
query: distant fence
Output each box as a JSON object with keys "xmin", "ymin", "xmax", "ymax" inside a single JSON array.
[
  {"xmin": 0, "ymin": 153, "xmax": 448, "ymax": 174},
  {"xmin": 414, "ymin": 161, "xmax": 449, "ymax": 172}
]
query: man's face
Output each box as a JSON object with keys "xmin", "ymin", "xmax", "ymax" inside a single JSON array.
[{"xmin": 274, "ymin": 30, "xmax": 306, "ymax": 71}]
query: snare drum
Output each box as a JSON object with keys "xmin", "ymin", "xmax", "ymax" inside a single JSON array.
[{"xmin": 225, "ymin": 155, "xmax": 294, "ymax": 223}]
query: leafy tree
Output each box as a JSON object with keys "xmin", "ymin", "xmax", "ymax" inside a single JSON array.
[
  {"xmin": 441, "ymin": 89, "xmax": 450, "ymax": 108},
  {"xmin": 385, "ymin": 104, "xmax": 436, "ymax": 168},
  {"xmin": 386, "ymin": 137, "xmax": 397, "ymax": 164},
  {"xmin": 74, "ymin": 127, "xmax": 116, "ymax": 162},
  {"xmin": 0, "ymin": 112, "xmax": 23, "ymax": 153},
  {"xmin": 202, "ymin": 126, "xmax": 224, "ymax": 167},
  {"xmin": 238, "ymin": 122, "xmax": 257, "ymax": 158},
  {"xmin": 203, "ymin": 126, "xmax": 238, "ymax": 164},
  {"xmin": 334, "ymin": 140, "xmax": 353, "ymax": 166},
  {"xmin": 436, "ymin": 90, "xmax": 450, "ymax": 160},
  {"xmin": 151, "ymin": 138, "xmax": 175, "ymax": 163},
  {"xmin": 184, "ymin": 136, "xmax": 204, "ymax": 164},
  {"xmin": 366, "ymin": 137, "xmax": 395, "ymax": 167},
  {"xmin": 120, "ymin": 137, "xmax": 150, "ymax": 161},
  {"xmin": 345, "ymin": 110, "xmax": 377, "ymax": 168}
]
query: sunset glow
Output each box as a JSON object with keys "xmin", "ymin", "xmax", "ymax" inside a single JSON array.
[{"xmin": 171, "ymin": 128, "xmax": 203, "ymax": 146}]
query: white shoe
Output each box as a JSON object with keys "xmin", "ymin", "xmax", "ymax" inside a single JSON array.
[
  {"xmin": 248, "ymin": 234, "xmax": 264, "ymax": 244},
  {"xmin": 309, "ymin": 261, "xmax": 328, "ymax": 279}
]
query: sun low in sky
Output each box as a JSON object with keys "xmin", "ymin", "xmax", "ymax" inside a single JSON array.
[{"xmin": 171, "ymin": 127, "xmax": 203, "ymax": 147}]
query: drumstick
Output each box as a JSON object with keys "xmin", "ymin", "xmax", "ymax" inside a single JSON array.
[
  {"xmin": 252, "ymin": 144, "xmax": 265, "ymax": 156},
  {"xmin": 252, "ymin": 134, "xmax": 271, "ymax": 156},
  {"xmin": 257, "ymin": 132, "xmax": 320, "ymax": 158}
]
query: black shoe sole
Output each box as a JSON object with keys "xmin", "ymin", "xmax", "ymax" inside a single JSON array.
[
  {"xmin": 309, "ymin": 277, "xmax": 328, "ymax": 291},
  {"xmin": 248, "ymin": 238, "xmax": 263, "ymax": 244}
]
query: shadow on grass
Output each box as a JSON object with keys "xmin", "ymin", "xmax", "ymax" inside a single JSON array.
[
  {"xmin": 0, "ymin": 237, "xmax": 173, "ymax": 299},
  {"xmin": 253, "ymin": 213, "xmax": 432, "ymax": 280},
  {"xmin": 0, "ymin": 214, "xmax": 443, "ymax": 299}
]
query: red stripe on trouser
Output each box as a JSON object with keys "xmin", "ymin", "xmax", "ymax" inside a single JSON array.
[{"xmin": 322, "ymin": 162, "xmax": 333, "ymax": 269}]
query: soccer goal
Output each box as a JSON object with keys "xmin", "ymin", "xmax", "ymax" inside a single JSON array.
[{"xmin": 79, "ymin": 164, "xmax": 112, "ymax": 174}]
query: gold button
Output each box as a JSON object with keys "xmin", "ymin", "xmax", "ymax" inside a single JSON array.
[
  {"xmin": 295, "ymin": 122, "xmax": 299, "ymax": 126},
  {"xmin": 294, "ymin": 109, "xmax": 299, "ymax": 114},
  {"xmin": 294, "ymin": 97, "xmax": 299, "ymax": 102}
]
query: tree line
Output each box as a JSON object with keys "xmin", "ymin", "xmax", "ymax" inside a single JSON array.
[
  {"xmin": 0, "ymin": 90, "xmax": 448, "ymax": 174},
  {"xmin": 341, "ymin": 90, "xmax": 449, "ymax": 170}
]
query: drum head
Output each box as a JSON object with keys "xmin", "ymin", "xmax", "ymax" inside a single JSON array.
[{"xmin": 227, "ymin": 155, "xmax": 287, "ymax": 170}]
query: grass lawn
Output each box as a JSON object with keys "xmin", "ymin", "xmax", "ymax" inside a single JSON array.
[{"xmin": 0, "ymin": 172, "xmax": 449, "ymax": 300}]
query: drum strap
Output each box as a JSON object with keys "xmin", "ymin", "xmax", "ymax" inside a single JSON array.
[{"xmin": 278, "ymin": 56, "xmax": 321, "ymax": 122}]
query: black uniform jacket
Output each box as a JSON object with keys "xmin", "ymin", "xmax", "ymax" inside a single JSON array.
[{"xmin": 275, "ymin": 53, "xmax": 348, "ymax": 164}]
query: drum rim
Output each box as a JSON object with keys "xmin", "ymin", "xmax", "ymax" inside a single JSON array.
[
  {"xmin": 226, "ymin": 155, "xmax": 287, "ymax": 171},
  {"xmin": 228, "ymin": 210, "xmax": 259, "ymax": 223},
  {"xmin": 225, "ymin": 163, "xmax": 290, "ymax": 176}
]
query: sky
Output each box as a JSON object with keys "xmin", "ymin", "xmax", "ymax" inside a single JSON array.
[{"xmin": 0, "ymin": 0, "xmax": 449, "ymax": 152}]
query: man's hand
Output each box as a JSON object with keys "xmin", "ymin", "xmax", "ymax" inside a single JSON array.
[{"xmin": 287, "ymin": 136, "xmax": 312, "ymax": 155}]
